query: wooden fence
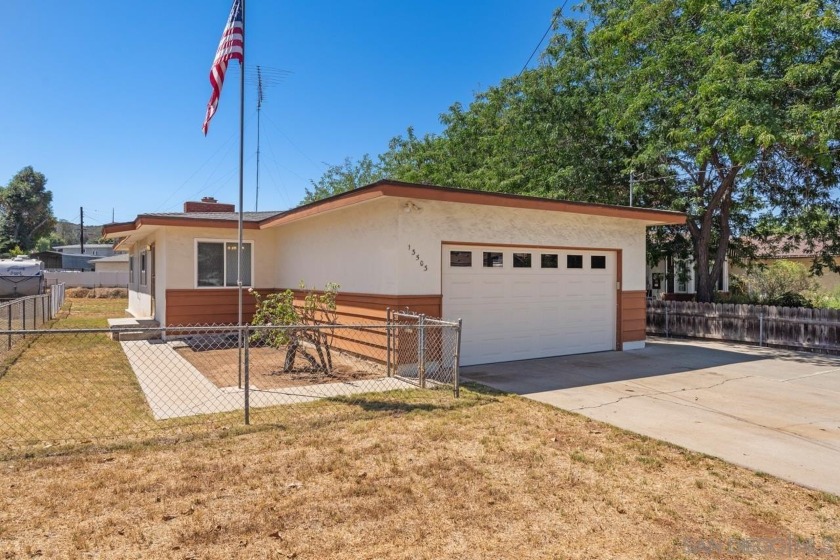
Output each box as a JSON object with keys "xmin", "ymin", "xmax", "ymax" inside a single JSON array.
[{"xmin": 646, "ymin": 300, "xmax": 840, "ymax": 353}]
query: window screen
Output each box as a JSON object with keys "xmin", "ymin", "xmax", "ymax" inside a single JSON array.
[{"xmin": 225, "ymin": 242, "xmax": 252, "ymax": 287}]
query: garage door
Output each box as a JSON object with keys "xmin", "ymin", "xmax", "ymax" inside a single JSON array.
[{"xmin": 443, "ymin": 244, "xmax": 617, "ymax": 366}]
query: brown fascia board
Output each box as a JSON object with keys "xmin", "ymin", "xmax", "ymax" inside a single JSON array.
[
  {"xmin": 259, "ymin": 180, "xmax": 687, "ymax": 228},
  {"xmin": 102, "ymin": 215, "xmax": 262, "ymax": 237}
]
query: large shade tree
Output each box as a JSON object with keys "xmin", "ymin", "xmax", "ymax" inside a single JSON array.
[
  {"xmin": 560, "ymin": 0, "xmax": 840, "ymax": 301},
  {"xmin": 0, "ymin": 167, "xmax": 57, "ymax": 252}
]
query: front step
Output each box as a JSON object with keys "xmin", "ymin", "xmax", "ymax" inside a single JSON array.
[
  {"xmin": 114, "ymin": 330, "xmax": 161, "ymax": 342},
  {"xmin": 107, "ymin": 317, "xmax": 161, "ymax": 341}
]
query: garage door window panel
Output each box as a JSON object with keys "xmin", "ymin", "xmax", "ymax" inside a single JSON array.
[
  {"xmin": 483, "ymin": 252, "xmax": 503, "ymax": 268},
  {"xmin": 591, "ymin": 255, "xmax": 607, "ymax": 269},
  {"xmin": 567, "ymin": 255, "xmax": 583, "ymax": 269},
  {"xmin": 541, "ymin": 254, "xmax": 558, "ymax": 268},
  {"xmin": 450, "ymin": 251, "xmax": 472, "ymax": 267},
  {"xmin": 513, "ymin": 253, "xmax": 532, "ymax": 268}
]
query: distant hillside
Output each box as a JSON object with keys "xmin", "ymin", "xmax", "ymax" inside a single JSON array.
[{"xmin": 54, "ymin": 220, "xmax": 105, "ymax": 246}]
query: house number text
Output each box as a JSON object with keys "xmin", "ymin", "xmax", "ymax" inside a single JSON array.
[{"xmin": 407, "ymin": 244, "xmax": 429, "ymax": 271}]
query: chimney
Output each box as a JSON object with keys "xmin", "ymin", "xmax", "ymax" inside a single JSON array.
[{"xmin": 184, "ymin": 197, "xmax": 236, "ymax": 213}]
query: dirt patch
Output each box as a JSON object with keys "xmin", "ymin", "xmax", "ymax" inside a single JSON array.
[{"xmin": 174, "ymin": 344, "xmax": 385, "ymax": 390}]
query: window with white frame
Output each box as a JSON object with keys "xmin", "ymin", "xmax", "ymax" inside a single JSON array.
[
  {"xmin": 140, "ymin": 251, "xmax": 147, "ymax": 286},
  {"xmin": 196, "ymin": 241, "xmax": 252, "ymax": 287},
  {"xmin": 129, "ymin": 255, "xmax": 136, "ymax": 284}
]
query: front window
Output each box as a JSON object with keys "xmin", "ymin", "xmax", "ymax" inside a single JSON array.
[{"xmin": 197, "ymin": 241, "xmax": 252, "ymax": 287}]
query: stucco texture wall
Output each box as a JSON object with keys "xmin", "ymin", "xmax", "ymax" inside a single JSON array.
[{"xmin": 271, "ymin": 196, "xmax": 649, "ymax": 295}]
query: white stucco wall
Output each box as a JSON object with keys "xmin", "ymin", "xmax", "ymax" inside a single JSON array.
[
  {"xmin": 124, "ymin": 232, "xmax": 157, "ymax": 319},
  {"xmin": 163, "ymin": 226, "xmax": 278, "ymax": 291},
  {"xmin": 273, "ymin": 198, "xmax": 401, "ymax": 294},
  {"xmin": 271, "ymin": 196, "xmax": 649, "ymax": 295},
  {"xmin": 395, "ymin": 198, "xmax": 648, "ymax": 293}
]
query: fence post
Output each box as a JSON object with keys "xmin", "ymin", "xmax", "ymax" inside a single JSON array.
[
  {"xmin": 6, "ymin": 306, "xmax": 10, "ymax": 350},
  {"xmin": 385, "ymin": 307, "xmax": 392, "ymax": 377},
  {"xmin": 454, "ymin": 319, "xmax": 462, "ymax": 398},
  {"xmin": 759, "ymin": 312, "xmax": 764, "ymax": 347},
  {"xmin": 244, "ymin": 325, "xmax": 250, "ymax": 426},
  {"xmin": 22, "ymin": 300, "xmax": 26, "ymax": 340},
  {"xmin": 665, "ymin": 304, "xmax": 670, "ymax": 338},
  {"xmin": 418, "ymin": 314, "xmax": 426, "ymax": 389}
]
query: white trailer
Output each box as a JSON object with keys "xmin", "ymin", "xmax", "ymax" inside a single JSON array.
[{"xmin": 0, "ymin": 257, "xmax": 45, "ymax": 299}]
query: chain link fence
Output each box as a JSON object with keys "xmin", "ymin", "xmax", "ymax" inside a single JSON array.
[
  {"xmin": 0, "ymin": 310, "xmax": 460, "ymax": 454},
  {"xmin": 0, "ymin": 283, "xmax": 65, "ymax": 356}
]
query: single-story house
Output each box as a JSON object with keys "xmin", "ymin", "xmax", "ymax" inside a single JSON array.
[
  {"xmin": 647, "ymin": 256, "xmax": 729, "ymax": 300},
  {"xmin": 90, "ymin": 253, "xmax": 130, "ymax": 273},
  {"xmin": 53, "ymin": 244, "xmax": 117, "ymax": 257},
  {"xmin": 731, "ymin": 238, "xmax": 840, "ymax": 293},
  {"xmin": 103, "ymin": 182, "xmax": 685, "ymax": 366}
]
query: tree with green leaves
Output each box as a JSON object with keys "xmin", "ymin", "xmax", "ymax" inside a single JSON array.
[
  {"xmin": 312, "ymin": 0, "xmax": 839, "ymax": 302},
  {"xmin": 0, "ymin": 167, "xmax": 57, "ymax": 253},
  {"xmin": 301, "ymin": 155, "xmax": 386, "ymax": 205},
  {"xmin": 558, "ymin": 0, "xmax": 840, "ymax": 301}
]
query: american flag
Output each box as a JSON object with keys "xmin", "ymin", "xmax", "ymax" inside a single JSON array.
[{"xmin": 202, "ymin": 0, "xmax": 244, "ymax": 135}]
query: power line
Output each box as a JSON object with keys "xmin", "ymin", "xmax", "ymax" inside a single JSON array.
[{"xmin": 519, "ymin": 2, "xmax": 567, "ymax": 76}]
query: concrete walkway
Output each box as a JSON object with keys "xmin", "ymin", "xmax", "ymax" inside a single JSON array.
[
  {"xmin": 120, "ymin": 340, "xmax": 413, "ymax": 420},
  {"xmin": 464, "ymin": 339, "xmax": 840, "ymax": 496}
]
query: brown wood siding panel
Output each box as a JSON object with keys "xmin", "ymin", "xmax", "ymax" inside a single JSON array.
[
  {"xmin": 166, "ymin": 289, "xmax": 442, "ymax": 362},
  {"xmin": 621, "ymin": 290, "xmax": 647, "ymax": 343}
]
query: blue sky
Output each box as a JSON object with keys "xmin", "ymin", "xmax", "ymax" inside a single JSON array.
[{"xmin": 2, "ymin": 1, "xmax": 563, "ymax": 226}]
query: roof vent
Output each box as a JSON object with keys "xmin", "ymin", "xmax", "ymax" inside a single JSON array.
[{"xmin": 184, "ymin": 198, "xmax": 235, "ymax": 213}]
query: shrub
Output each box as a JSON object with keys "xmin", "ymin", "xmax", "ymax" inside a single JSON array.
[
  {"xmin": 745, "ymin": 261, "xmax": 817, "ymax": 303},
  {"xmin": 250, "ymin": 283, "xmax": 339, "ymax": 373},
  {"xmin": 768, "ymin": 291, "xmax": 812, "ymax": 309}
]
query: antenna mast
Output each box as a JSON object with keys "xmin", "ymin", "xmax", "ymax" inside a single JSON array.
[{"xmin": 255, "ymin": 65, "xmax": 263, "ymax": 211}]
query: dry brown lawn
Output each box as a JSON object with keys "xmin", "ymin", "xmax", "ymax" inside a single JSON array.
[
  {"xmin": 0, "ymin": 299, "xmax": 838, "ymax": 558},
  {"xmin": 1, "ymin": 385, "xmax": 838, "ymax": 558}
]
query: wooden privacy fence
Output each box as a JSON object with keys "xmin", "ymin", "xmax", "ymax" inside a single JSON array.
[{"xmin": 646, "ymin": 300, "xmax": 840, "ymax": 353}]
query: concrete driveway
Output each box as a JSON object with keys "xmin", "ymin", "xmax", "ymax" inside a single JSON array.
[{"xmin": 464, "ymin": 338, "xmax": 840, "ymax": 495}]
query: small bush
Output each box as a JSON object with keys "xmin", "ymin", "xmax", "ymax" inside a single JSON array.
[
  {"xmin": 65, "ymin": 287, "xmax": 127, "ymax": 299},
  {"xmin": 66, "ymin": 288, "xmax": 92, "ymax": 298},
  {"xmin": 768, "ymin": 291, "xmax": 812, "ymax": 308},
  {"xmin": 746, "ymin": 261, "xmax": 817, "ymax": 303}
]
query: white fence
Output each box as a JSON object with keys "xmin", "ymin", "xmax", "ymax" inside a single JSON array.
[{"xmin": 45, "ymin": 271, "xmax": 128, "ymax": 288}]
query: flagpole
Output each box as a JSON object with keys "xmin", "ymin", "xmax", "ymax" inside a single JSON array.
[{"xmin": 237, "ymin": 0, "xmax": 246, "ymax": 387}]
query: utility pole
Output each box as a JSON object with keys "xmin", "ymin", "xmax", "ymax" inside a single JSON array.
[
  {"xmin": 79, "ymin": 207, "xmax": 85, "ymax": 254},
  {"xmin": 629, "ymin": 172, "xmax": 635, "ymax": 207}
]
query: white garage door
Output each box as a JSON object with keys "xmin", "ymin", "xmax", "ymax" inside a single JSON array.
[{"xmin": 443, "ymin": 244, "xmax": 617, "ymax": 366}]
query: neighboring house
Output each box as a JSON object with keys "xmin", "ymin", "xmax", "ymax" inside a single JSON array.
[
  {"xmin": 647, "ymin": 257, "xmax": 729, "ymax": 300},
  {"xmin": 103, "ymin": 182, "xmax": 684, "ymax": 366},
  {"xmin": 647, "ymin": 237, "xmax": 839, "ymax": 300},
  {"xmin": 29, "ymin": 251, "xmax": 64, "ymax": 270},
  {"xmin": 731, "ymin": 238, "xmax": 840, "ymax": 292},
  {"xmin": 90, "ymin": 253, "xmax": 130, "ymax": 273},
  {"xmin": 53, "ymin": 244, "xmax": 117, "ymax": 257}
]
